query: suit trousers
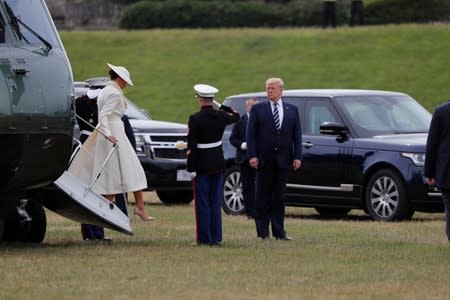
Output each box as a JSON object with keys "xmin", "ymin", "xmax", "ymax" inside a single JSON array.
[
  {"xmin": 193, "ymin": 173, "xmax": 223, "ymax": 245},
  {"xmin": 240, "ymin": 162, "xmax": 256, "ymax": 218},
  {"xmin": 255, "ymin": 164, "xmax": 289, "ymax": 238},
  {"xmin": 441, "ymin": 190, "xmax": 450, "ymax": 243}
]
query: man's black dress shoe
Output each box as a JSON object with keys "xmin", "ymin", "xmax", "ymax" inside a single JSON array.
[
  {"xmin": 275, "ymin": 235, "xmax": 293, "ymax": 241},
  {"xmin": 98, "ymin": 237, "xmax": 113, "ymax": 242},
  {"xmin": 258, "ymin": 235, "xmax": 271, "ymax": 240}
]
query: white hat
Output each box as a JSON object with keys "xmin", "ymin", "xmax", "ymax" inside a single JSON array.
[
  {"xmin": 107, "ymin": 63, "xmax": 134, "ymax": 86},
  {"xmin": 87, "ymin": 88, "xmax": 101, "ymax": 99},
  {"xmin": 194, "ymin": 84, "xmax": 218, "ymax": 98}
]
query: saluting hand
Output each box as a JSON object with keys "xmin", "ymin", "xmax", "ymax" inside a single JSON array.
[{"xmin": 293, "ymin": 159, "xmax": 302, "ymax": 171}]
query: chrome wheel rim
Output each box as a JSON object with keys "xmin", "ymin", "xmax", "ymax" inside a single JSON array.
[
  {"xmin": 369, "ymin": 176, "xmax": 399, "ymax": 218},
  {"xmin": 223, "ymin": 171, "xmax": 244, "ymax": 213}
]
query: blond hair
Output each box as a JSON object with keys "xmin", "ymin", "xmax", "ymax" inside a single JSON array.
[{"xmin": 265, "ymin": 78, "xmax": 284, "ymax": 88}]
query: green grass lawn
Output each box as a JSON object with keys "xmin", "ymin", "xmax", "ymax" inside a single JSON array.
[
  {"xmin": 2, "ymin": 25, "xmax": 448, "ymax": 299},
  {"xmin": 0, "ymin": 194, "xmax": 449, "ymax": 299},
  {"xmin": 62, "ymin": 24, "xmax": 450, "ymax": 123}
]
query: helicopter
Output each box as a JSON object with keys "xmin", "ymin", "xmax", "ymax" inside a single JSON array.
[{"xmin": 0, "ymin": 0, "xmax": 131, "ymax": 243}]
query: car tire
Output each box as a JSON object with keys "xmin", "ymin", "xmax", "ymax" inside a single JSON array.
[
  {"xmin": 365, "ymin": 169, "xmax": 413, "ymax": 221},
  {"xmin": 222, "ymin": 165, "xmax": 245, "ymax": 215},
  {"xmin": 156, "ymin": 190, "xmax": 193, "ymax": 205},
  {"xmin": 315, "ymin": 207, "xmax": 351, "ymax": 218}
]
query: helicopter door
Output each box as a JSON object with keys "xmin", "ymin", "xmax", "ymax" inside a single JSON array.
[{"xmin": 9, "ymin": 53, "xmax": 46, "ymax": 115}]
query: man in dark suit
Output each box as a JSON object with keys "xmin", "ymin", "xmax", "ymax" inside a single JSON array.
[
  {"xmin": 425, "ymin": 100, "xmax": 450, "ymax": 243},
  {"xmin": 247, "ymin": 78, "xmax": 302, "ymax": 240},
  {"xmin": 230, "ymin": 98, "xmax": 258, "ymax": 219},
  {"xmin": 187, "ymin": 84, "xmax": 239, "ymax": 246}
]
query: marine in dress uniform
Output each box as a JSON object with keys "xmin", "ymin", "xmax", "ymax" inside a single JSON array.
[
  {"xmin": 187, "ymin": 84, "xmax": 239, "ymax": 246},
  {"xmin": 75, "ymin": 89, "xmax": 108, "ymax": 241}
]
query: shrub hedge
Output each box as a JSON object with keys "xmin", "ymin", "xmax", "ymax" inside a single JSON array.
[
  {"xmin": 119, "ymin": 0, "xmax": 450, "ymax": 29},
  {"xmin": 365, "ymin": 0, "xmax": 450, "ymax": 24}
]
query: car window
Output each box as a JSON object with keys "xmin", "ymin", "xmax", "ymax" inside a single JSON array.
[
  {"xmin": 125, "ymin": 100, "xmax": 151, "ymax": 120},
  {"xmin": 304, "ymin": 98, "xmax": 340, "ymax": 136},
  {"xmin": 335, "ymin": 95, "xmax": 431, "ymax": 137}
]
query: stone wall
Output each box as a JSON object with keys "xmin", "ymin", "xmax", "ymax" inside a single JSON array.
[{"xmin": 45, "ymin": 0, "xmax": 124, "ymax": 30}]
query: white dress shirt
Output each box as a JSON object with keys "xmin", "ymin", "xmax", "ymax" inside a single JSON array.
[{"xmin": 270, "ymin": 98, "xmax": 284, "ymax": 129}]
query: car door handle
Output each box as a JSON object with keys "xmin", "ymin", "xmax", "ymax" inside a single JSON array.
[{"xmin": 303, "ymin": 142, "xmax": 314, "ymax": 148}]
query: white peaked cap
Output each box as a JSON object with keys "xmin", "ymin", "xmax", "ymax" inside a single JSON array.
[
  {"xmin": 194, "ymin": 84, "xmax": 219, "ymax": 98},
  {"xmin": 107, "ymin": 63, "xmax": 134, "ymax": 86},
  {"xmin": 86, "ymin": 88, "xmax": 101, "ymax": 99}
]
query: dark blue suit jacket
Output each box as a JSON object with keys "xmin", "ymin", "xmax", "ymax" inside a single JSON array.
[
  {"xmin": 425, "ymin": 100, "xmax": 450, "ymax": 189},
  {"xmin": 229, "ymin": 114, "xmax": 249, "ymax": 164},
  {"xmin": 247, "ymin": 100, "xmax": 302, "ymax": 168}
]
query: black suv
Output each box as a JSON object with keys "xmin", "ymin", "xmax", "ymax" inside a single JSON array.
[
  {"xmin": 221, "ymin": 89, "xmax": 443, "ymax": 221},
  {"xmin": 74, "ymin": 78, "xmax": 193, "ymax": 204}
]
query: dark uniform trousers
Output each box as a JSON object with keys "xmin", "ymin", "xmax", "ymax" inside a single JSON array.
[{"xmin": 193, "ymin": 173, "xmax": 223, "ymax": 244}]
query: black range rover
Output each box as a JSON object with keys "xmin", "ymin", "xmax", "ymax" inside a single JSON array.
[
  {"xmin": 74, "ymin": 78, "xmax": 193, "ymax": 204},
  {"xmin": 220, "ymin": 89, "xmax": 443, "ymax": 221}
]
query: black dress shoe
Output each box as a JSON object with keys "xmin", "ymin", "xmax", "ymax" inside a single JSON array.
[
  {"xmin": 275, "ymin": 235, "xmax": 293, "ymax": 241},
  {"xmin": 258, "ymin": 235, "xmax": 271, "ymax": 240},
  {"xmin": 98, "ymin": 237, "xmax": 113, "ymax": 242}
]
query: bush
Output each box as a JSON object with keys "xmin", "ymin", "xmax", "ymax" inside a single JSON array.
[
  {"xmin": 365, "ymin": 0, "xmax": 450, "ymax": 24},
  {"xmin": 120, "ymin": 0, "xmax": 354, "ymax": 29},
  {"xmin": 119, "ymin": 0, "xmax": 449, "ymax": 29}
]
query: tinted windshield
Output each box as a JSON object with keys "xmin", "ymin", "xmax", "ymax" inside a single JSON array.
[
  {"xmin": 335, "ymin": 94, "xmax": 431, "ymax": 137},
  {"xmin": 4, "ymin": 0, "xmax": 59, "ymax": 47},
  {"xmin": 126, "ymin": 100, "xmax": 151, "ymax": 120}
]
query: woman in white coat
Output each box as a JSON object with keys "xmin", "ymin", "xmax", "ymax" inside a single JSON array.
[{"xmin": 71, "ymin": 63, "xmax": 153, "ymax": 221}]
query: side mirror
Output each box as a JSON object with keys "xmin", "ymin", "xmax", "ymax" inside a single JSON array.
[{"xmin": 320, "ymin": 122, "xmax": 348, "ymax": 137}]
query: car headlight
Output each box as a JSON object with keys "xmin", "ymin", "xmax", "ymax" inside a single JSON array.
[
  {"xmin": 135, "ymin": 134, "xmax": 146, "ymax": 156},
  {"xmin": 401, "ymin": 152, "xmax": 425, "ymax": 166}
]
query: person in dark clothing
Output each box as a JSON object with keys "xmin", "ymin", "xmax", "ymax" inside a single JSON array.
[
  {"xmin": 425, "ymin": 100, "xmax": 450, "ymax": 243},
  {"xmin": 187, "ymin": 84, "xmax": 239, "ymax": 246},
  {"xmin": 323, "ymin": 0, "xmax": 337, "ymax": 28},
  {"xmin": 229, "ymin": 98, "xmax": 258, "ymax": 219},
  {"xmin": 350, "ymin": 0, "xmax": 364, "ymax": 26},
  {"xmin": 114, "ymin": 114, "xmax": 136, "ymax": 216},
  {"xmin": 75, "ymin": 89, "xmax": 109, "ymax": 241}
]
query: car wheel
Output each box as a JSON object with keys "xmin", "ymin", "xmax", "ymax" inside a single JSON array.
[
  {"xmin": 315, "ymin": 207, "xmax": 351, "ymax": 218},
  {"xmin": 222, "ymin": 166, "xmax": 245, "ymax": 215},
  {"xmin": 156, "ymin": 190, "xmax": 193, "ymax": 205},
  {"xmin": 365, "ymin": 169, "xmax": 413, "ymax": 221}
]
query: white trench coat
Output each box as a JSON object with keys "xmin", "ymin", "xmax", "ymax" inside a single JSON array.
[{"xmin": 69, "ymin": 81, "xmax": 147, "ymax": 195}]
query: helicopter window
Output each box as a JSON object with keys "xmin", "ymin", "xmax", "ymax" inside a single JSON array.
[{"xmin": 4, "ymin": 0, "xmax": 59, "ymax": 47}]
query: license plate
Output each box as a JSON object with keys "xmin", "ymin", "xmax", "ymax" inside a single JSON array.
[{"xmin": 176, "ymin": 170, "xmax": 191, "ymax": 181}]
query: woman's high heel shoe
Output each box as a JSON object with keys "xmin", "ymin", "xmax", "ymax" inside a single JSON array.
[{"xmin": 134, "ymin": 207, "xmax": 155, "ymax": 221}]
